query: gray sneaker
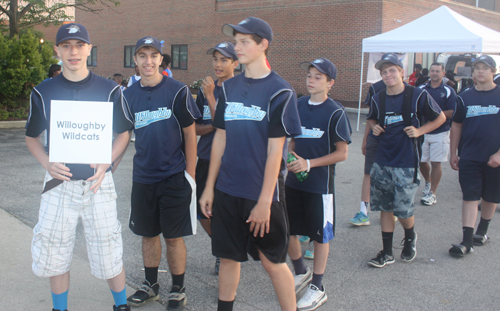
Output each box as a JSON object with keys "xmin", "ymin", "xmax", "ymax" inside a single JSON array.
[
  {"xmin": 294, "ymin": 267, "xmax": 312, "ymax": 294},
  {"xmin": 368, "ymin": 251, "xmax": 395, "ymax": 268},
  {"xmin": 401, "ymin": 232, "xmax": 418, "ymax": 262},
  {"xmin": 167, "ymin": 285, "xmax": 187, "ymax": 311},
  {"xmin": 421, "ymin": 192, "xmax": 436, "ymax": 205},
  {"xmin": 127, "ymin": 280, "xmax": 159, "ymax": 307}
]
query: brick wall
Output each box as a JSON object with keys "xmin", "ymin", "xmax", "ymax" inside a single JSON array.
[{"xmin": 76, "ymin": 0, "xmax": 500, "ymax": 107}]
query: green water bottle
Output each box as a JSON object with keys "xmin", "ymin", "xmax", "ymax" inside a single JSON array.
[{"xmin": 287, "ymin": 153, "xmax": 308, "ymax": 182}]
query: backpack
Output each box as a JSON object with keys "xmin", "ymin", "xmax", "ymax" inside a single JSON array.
[{"xmin": 378, "ymin": 85, "xmax": 422, "ymax": 183}]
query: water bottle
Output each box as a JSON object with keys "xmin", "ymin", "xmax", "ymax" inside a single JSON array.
[{"xmin": 287, "ymin": 153, "xmax": 308, "ymax": 181}]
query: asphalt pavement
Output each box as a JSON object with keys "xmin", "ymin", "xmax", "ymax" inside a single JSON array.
[{"xmin": 1, "ymin": 112, "xmax": 500, "ymax": 311}]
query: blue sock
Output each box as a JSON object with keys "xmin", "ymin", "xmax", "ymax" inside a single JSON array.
[
  {"xmin": 111, "ymin": 286, "xmax": 127, "ymax": 307},
  {"xmin": 52, "ymin": 290, "xmax": 68, "ymax": 311}
]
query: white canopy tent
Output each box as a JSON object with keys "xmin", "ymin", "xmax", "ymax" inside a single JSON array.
[{"xmin": 356, "ymin": 5, "xmax": 500, "ymax": 130}]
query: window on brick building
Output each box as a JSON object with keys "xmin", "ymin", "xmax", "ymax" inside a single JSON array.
[
  {"xmin": 87, "ymin": 46, "xmax": 97, "ymax": 67},
  {"xmin": 124, "ymin": 46, "xmax": 135, "ymax": 68},
  {"xmin": 235, "ymin": 63, "xmax": 245, "ymax": 72},
  {"xmin": 478, "ymin": 0, "xmax": 495, "ymax": 10},
  {"xmin": 171, "ymin": 45, "xmax": 188, "ymax": 70}
]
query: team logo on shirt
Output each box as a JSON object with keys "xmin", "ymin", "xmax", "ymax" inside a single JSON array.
[
  {"xmin": 384, "ymin": 112, "xmax": 414, "ymax": 125},
  {"xmin": 135, "ymin": 107, "xmax": 172, "ymax": 129},
  {"xmin": 224, "ymin": 102, "xmax": 266, "ymax": 121},
  {"xmin": 466, "ymin": 105, "xmax": 500, "ymax": 118},
  {"xmin": 67, "ymin": 25, "xmax": 80, "ymax": 33},
  {"xmin": 296, "ymin": 126, "xmax": 324, "ymax": 139},
  {"xmin": 203, "ymin": 105, "xmax": 212, "ymax": 120}
]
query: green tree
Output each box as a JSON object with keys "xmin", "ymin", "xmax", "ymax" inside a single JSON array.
[
  {"xmin": 0, "ymin": 0, "xmax": 120, "ymax": 38},
  {"xmin": 0, "ymin": 30, "xmax": 57, "ymax": 118}
]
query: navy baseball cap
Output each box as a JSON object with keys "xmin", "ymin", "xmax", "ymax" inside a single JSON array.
[
  {"xmin": 473, "ymin": 55, "xmax": 496, "ymax": 69},
  {"xmin": 206, "ymin": 42, "xmax": 238, "ymax": 60},
  {"xmin": 135, "ymin": 36, "xmax": 162, "ymax": 55},
  {"xmin": 222, "ymin": 17, "xmax": 273, "ymax": 44},
  {"xmin": 300, "ymin": 58, "xmax": 337, "ymax": 80},
  {"xmin": 375, "ymin": 53, "xmax": 404, "ymax": 70},
  {"xmin": 56, "ymin": 23, "xmax": 90, "ymax": 45}
]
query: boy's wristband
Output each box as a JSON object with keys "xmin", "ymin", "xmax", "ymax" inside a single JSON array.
[{"xmin": 306, "ymin": 159, "xmax": 311, "ymax": 173}]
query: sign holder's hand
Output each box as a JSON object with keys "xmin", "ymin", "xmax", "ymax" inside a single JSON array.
[
  {"xmin": 87, "ymin": 163, "xmax": 111, "ymax": 193},
  {"xmin": 47, "ymin": 162, "xmax": 72, "ymax": 181}
]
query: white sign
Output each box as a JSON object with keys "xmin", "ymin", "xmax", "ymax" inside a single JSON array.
[{"xmin": 49, "ymin": 100, "xmax": 113, "ymax": 164}]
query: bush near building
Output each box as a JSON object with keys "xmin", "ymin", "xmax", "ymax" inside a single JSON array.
[{"xmin": 0, "ymin": 30, "xmax": 57, "ymax": 120}]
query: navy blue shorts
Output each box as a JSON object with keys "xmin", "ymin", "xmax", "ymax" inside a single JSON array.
[{"xmin": 459, "ymin": 159, "xmax": 500, "ymax": 203}]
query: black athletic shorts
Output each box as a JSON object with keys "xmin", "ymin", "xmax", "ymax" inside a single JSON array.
[
  {"xmin": 459, "ymin": 159, "xmax": 500, "ymax": 203},
  {"xmin": 211, "ymin": 188, "xmax": 290, "ymax": 264},
  {"xmin": 129, "ymin": 171, "xmax": 194, "ymax": 239},
  {"xmin": 285, "ymin": 186, "xmax": 335, "ymax": 244},
  {"xmin": 364, "ymin": 134, "xmax": 379, "ymax": 175},
  {"xmin": 196, "ymin": 159, "xmax": 210, "ymax": 220}
]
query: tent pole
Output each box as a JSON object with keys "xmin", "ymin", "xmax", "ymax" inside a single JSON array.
[{"xmin": 357, "ymin": 52, "xmax": 365, "ymax": 131}]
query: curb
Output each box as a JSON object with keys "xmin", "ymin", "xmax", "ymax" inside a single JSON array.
[{"xmin": 0, "ymin": 120, "xmax": 25, "ymax": 129}]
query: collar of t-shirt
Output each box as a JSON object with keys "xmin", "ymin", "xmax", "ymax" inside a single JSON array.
[
  {"xmin": 242, "ymin": 71, "xmax": 274, "ymax": 84},
  {"xmin": 140, "ymin": 75, "xmax": 166, "ymax": 89},
  {"xmin": 308, "ymin": 99, "xmax": 324, "ymax": 106},
  {"xmin": 60, "ymin": 70, "xmax": 92, "ymax": 86}
]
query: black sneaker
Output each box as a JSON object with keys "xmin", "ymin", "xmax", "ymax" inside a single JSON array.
[
  {"xmin": 167, "ymin": 285, "xmax": 187, "ymax": 311},
  {"xmin": 113, "ymin": 304, "xmax": 130, "ymax": 311},
  {"xmin": 126, "ymin": 280, "xmax": 160, "ymax": 307},
  {"xmin": 368, "ymin": 251, "xmax": 395, "ymax": 268},
  {"xmin": 215, "ymin": 257, "xmax": 221, "ymax": 275},
  {"xmin": 401, "ymin": 232, "xmax": 418, "ymax": 262},
  {"xmin": 472, "ymin": 234, "xmax": 489, "ymax": 246}
]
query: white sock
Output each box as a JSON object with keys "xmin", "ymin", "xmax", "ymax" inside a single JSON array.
[{"xmin": 360, "ymin": 201, "xmax": 368, "ymax": 215}]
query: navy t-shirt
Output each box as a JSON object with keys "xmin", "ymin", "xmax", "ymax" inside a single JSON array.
[
  {"xmin": 367, "ymin": 86, "xmax": 442, "ymax": 168},
  {"xmin": 494, "ymin": 74, "xmax": 500, "ymax": 86},
  {"xmin": 25, "ymin": 71, "xmax": 133, "ymax": 180},
  {"xmin": 453, "ymin": 86, "xmax": 500, "ymax": 162},
  {"xmin": 213, "ymin": 71, "xmax": 302, "ymax": 201},
  {"xmin": 124, "ymin": 76, "xmax": 201, "ymax": 184},
  {"xmin": 419, "ymin": 81, "xmax": 457, "ymax": 134},
  {"xmin": 365, "ymin": 80, "xmax": 386, "ymax": 140},
  {"xmin": 286, "ymin": 97, "xmax": 352, "ymax": 194},
  {"xmin": 195, "ymin": 83, "xmax": 222, "ymax": 161}
]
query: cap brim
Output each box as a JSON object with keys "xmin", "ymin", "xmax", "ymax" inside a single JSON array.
[
  {"xmin": 135, "ymin": 44, "xmax": 161, "ymax": 55},
  {"xmin": 222, "ymin": 24, "xmax": 253, "ymax": 37},
  {"xmin": 375, "ymin": 60, "xmax": 402, "ymax": 70},
  {"xmin": 472, "ymin": 60, "xmax": 495, "ymax": 68},
  {"xmin": 300, "ymin": 62, "xmax": 328, "ymax": 76},
  {"xmin": 57, "ymin": 36, "xmax": 90, "ymax": 45},
  {"xmin": 206, "ymin": 47, "xmax": 232, "ymax": 58}
]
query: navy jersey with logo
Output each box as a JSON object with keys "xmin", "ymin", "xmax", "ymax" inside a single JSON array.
[
  {"xmin": 286, "ymin": 97, "xmax": 351, "ymax": 194},
  {"xmin": 195, "ymin": 82, "xmax": 222, "ymax": 161},
  {"xmin": 494, "ymin": 73, "xmax": 500, "ymax": 86},
  {"xmin": 213, "ymin": 71, "xmax": 302, "ymax": 201},
  {"xmin": 367, "ymin": 87, "xmax": 442, "ymax": 168},
  {"xmin": 25, "ymin": 72, "xmax": 133, "ymax": 180},
  {"xmin": 124, "ymin": 76, "xmax": 201, "ymax": 184},
  {"xmin": 419, "ymin": 81, "xmax": 457, "ymax": 134},
  {"xmin": 453, "ymin": 86, "xmax": 500, "ymax": 162}
]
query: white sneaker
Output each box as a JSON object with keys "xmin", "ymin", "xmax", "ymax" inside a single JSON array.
[
  {"xmin": 421, "ymin": 191, "xmax": 437, "ymax": 205},
  {"xmin": 294, "ymin": 267, "xmax": 312, "ymax": 294},
  {"xmin": 297, "ymin": 284, "xmax": 328, "ymax": 311},
  {"xmin": 422, "ymin": 182, "xmax": 431, "ymax": 195}
]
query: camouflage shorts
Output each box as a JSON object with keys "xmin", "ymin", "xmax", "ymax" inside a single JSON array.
[{"xmin": 370, "ymin": 163, "xmax": 420, "ymax": 219}]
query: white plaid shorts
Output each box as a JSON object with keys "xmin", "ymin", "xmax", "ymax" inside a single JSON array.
[{"xmin": 32, "ymin": 171, "xmax": 123, "ymax": 280}]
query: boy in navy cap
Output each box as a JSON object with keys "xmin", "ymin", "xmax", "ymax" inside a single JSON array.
[
  {"xmin": 449, "ymin": 55, "xmax": 500, "ymax": 257},
  {"xmin": 199, "ymin": 17, "xmax": 302, "ymax": 311},
  {"xmin": 286, "ymin": 58, "xmax": 351, "ymax": 310},
  {"xmin": 25, "ymin": 23, "xmax": 133, "ymax": 311},
  {"xmin": 123, "ymin": 36, "xmax": 200, "ymax": 310},
  {"xmin": 195, "ymin": 42, "xmax": 239, "ymax": 275},
  {"xmin": 367, "ymin": 53, "xmax": 445, "ymax": 268}
]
